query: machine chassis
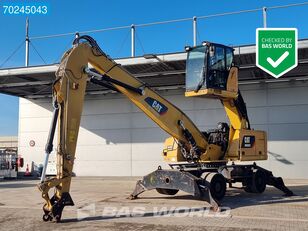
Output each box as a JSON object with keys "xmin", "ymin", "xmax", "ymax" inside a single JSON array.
[{"xmin": 129, "ymin": 162, "xmax": 293, "ymax": 209}]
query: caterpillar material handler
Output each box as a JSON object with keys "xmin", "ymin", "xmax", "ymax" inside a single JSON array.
[{"xmin": 38, "ymin": 36, "xmax": 293, "ymax": 222}]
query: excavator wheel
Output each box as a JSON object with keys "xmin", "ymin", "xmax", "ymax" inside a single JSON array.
[
  {"xmin": 42, "ymin": 214, "xmax": 53, "ymax": 222},
  {"xmin": 42, "ymin": 204, "xmax": 53, "ymax": 221},
  {"xmin": 204, "ymin": 172, "xmax": 226, "ymax": 201},
  {"xmin": 156, "ymin": 188, "xmax": 179, "ymax": 195},
  {"xmin": 243, "ymin": 169, "xmax": 266, "ymax": 194},
  {"xmin": 251, "ymin": 169, "xmax": 267, "ymax": 193}
]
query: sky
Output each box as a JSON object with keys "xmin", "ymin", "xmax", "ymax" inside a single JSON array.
[{"xmin": 0, "ymin": 0, "xmax": 307, "ymax": 136}]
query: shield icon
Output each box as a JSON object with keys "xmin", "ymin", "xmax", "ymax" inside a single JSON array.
[{"xmin": 256, "ymin": 28, "xmax": 298, "ymax": 78}]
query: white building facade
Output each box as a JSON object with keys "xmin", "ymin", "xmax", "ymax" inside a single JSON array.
[{"xmin": 18, "ymin": 80, "xmax": 308, "ymax": 178}]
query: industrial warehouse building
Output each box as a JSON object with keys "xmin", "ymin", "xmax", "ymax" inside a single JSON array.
[{"xmin": 0, "ymin": 40, "xmax": 308, "ymax": 178}]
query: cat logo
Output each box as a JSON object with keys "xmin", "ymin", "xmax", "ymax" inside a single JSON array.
[
  {"xmin": 152, "ymin": 100, "xmax": 163, "ymax": 113},
  {"xmin": 144, "ymin": 97, "xmax": 168, "ymax": 115},
  {"xmin": 242, "ymin": 135, "xmax": 255, "ymax": 148}
]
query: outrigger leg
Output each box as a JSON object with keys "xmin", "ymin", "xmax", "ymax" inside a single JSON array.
[{"xmin": 129, "ymin": 167, "xmax": 219, "ymax": 211}]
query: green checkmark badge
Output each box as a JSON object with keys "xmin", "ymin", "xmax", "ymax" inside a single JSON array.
[{"xmin": 256, "ymin": 28, "xmax": 298, "ymax": 78}]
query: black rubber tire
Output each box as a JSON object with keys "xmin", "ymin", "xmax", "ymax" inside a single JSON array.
[
  {"xmin": 42, "ymin": 214, "xmax": 52, "ymax": 222},
  {"xmin": 251, "ymin": 169, "xmax": 267, "ymax": 193},
  {"xmin": 205, "ymin": 173, "xmax": 226, "ymax": 201},
  {"xmin": 156, "ymin": 188, "xmax": 179, "ymax": 195}
]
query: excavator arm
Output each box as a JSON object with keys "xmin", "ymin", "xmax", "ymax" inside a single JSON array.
[{"xmin": 38, "ymin": 35, "xmax": 214, "ymax": 221}]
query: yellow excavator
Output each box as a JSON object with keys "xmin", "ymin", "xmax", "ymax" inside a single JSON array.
[{"xmin": 38, "ymin": 35, "xmax": 293, "ymax": 222}]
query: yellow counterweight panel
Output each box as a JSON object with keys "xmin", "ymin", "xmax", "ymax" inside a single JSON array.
[{"xmin": 239, "ymin": 129, "xmax": 268, "ymax": 161}]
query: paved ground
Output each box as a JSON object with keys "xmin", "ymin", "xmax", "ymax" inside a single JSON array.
[{"xmin": 0, "ymin": 177, "xmax": 308, "ymax": 231}]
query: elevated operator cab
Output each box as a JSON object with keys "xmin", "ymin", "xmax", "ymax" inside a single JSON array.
[{"xmin": 185, "ymin": 42, "xmax": 238, "ymax": 99}]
